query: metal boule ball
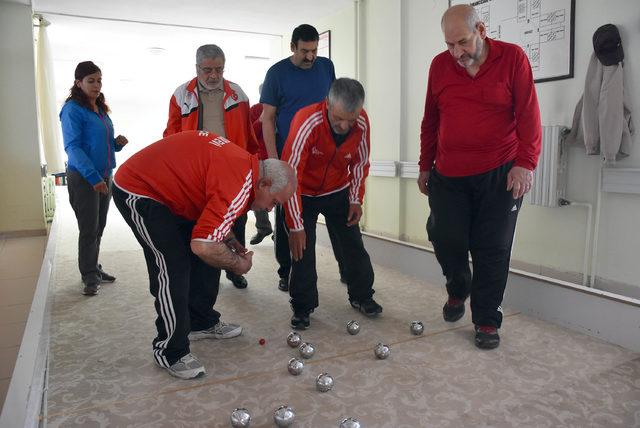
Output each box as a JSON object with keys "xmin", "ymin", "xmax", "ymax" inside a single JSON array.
[
  {"xmin": 273, "ymin": 405, "xmax": 296, "ymax": 427},
  {"xmin": 410, "ymin": 320, "xmax": 424, "ymax": 335},
  {"xmin": 287, "ymin": 357, "xmax": 304, "ymax": 376},
  {"xmin": 286, "ymin": 331, "xmax": 302, "ymax": 348},
  {"xmin": 230, "ymin": 407, "xmax": 251, "ymax": 427},
  {"xmin": 374, "ymin": 343, "xmax": 390, "ymax": 360},
  {"xmin": 299, "ymin": 342, "xmax": 316, "ymax": 359},
  {"xmin": 315, "ymin": 372, "xmax": 334, "ymax": 392},
  {"xmin": 346, "ymin": 320, "xmax": 360, "ymax": 335},
  {"xmin": 339, "ymin": 417, "xmax": 362, "ymax": 428}
]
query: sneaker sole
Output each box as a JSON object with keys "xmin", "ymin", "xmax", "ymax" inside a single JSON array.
[
  {"xmin": 350, "ymin": 303, "xmax": 382, "ymax": 317},
  {"xmin": 443, "ymin": 312, "xmax": 465, "ymax": 322},
  {"xmin": 188, "ymin": 327, "xmax": 243, "ymax": 341},
  {"xmin": 166, "ymin": 366, "xmax": 206, "ymax": 379},
  {"xmin": 475, "ymin": 338, "xmax": 500, "ymax": 350},
  {"xmin": 99, "ymin": 278, "xmax": 116, "ymax": 283}
]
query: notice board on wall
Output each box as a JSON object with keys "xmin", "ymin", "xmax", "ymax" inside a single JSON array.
[{"xmin": 450, "ymin": 0, "xmax": 575, "ymax": 83}]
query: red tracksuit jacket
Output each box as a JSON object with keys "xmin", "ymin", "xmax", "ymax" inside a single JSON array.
[
  {"xmin": 163, "ymin": 77, "xmax": 259, "ymax": 154},
  {"xmin": 281, "ymin": 100, "xmax": 370, "ymax": 231}
]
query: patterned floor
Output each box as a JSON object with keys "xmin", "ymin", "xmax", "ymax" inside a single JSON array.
[{"xmin": 45, "ymin": 197, "xmax": 640, "ymax": 427}]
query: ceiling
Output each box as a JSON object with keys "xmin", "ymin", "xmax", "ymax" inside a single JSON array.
[{"xmin": 31, "ymin": 0, "xmax": 354, "ymax": 36}]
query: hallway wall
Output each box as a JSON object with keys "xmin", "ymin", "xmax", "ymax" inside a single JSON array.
[{"xmin": 0, "ymin": 1, "xmax": 46, "ymax": 235}]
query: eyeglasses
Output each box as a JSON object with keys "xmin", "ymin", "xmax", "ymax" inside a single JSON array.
[{"xmin": 197, "ymin": 64, "xmax": 224, "ymax": 75}]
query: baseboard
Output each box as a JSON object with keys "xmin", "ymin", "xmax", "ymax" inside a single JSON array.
[{"xmin": 0, "ymin": 229, "xmax": 47, "ymax": 239}]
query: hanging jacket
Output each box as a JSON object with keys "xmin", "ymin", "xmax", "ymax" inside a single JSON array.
[{"xmin": 566, "ymin": 53, "xmax": 634, "ymax": 163}]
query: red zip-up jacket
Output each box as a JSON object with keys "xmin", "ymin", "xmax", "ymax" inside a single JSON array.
[
  {"xmin": 114, "ymin": 130, "xmax": 258, "ymax": 241},
  {"xmin": 282, "ymin": 100, "xmax": 370, "ymax": 231},
  {"xmin": 163, "ymin": 77, "xmax": 258, "ymax": 154}
]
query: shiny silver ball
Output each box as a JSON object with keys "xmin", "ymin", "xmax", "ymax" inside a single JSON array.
[
  {"xmin": 315, "ymin": 372, "xmax": 334, "ymax": 392},
  {"xmin": 299, "ymin": 342, "xmax": 316, "ymax": 359},
  {"xmin": 230, "ymin": 407, "xmax": 251, "ymax": 427},
  {"xmin": 410, "ymin": 320, "xmax": 424, "ymax": 335},
  {"xmin": 273, "ymin": 405, "xmax": 296, "ymax": 427},
  {"xmin": 287, "ymin": 357, "xmax": 304, "ymax": 376},
  {"xmin": 346, "ymin": 320, "xmax": 360, "ymax": 335},
  {"xmin": 339, "ymin": 417, "xmax": 362, "ymax": 428},
  {"xmin": 286, "ymin": 331, "xmax": 302, "ymax": 348},
  {"xmin": 374, "ymin": 343, "xmax": 390, "ymax": 359}
]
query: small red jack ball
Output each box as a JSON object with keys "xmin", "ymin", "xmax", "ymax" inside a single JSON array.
[{"xmin": 259, "ymin": 338, "xmax": 266, "ymax": 346}]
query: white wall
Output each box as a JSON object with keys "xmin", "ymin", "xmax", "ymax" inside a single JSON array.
[
  {"xmin": 0, "ymin": 2, "xmax": 46, "ymax": 234},
  {"xmin": 520, "ymin": 0, "xmax": 640, "ymax": 291},
  {"xmin": 314, "ymin": 4, "xmax": 357, "ymax": 79},
  {"xmin": 46, "ymin": 15, "xmax": 283, "ymax": 163},
  {"xmin": 318, "ymin": 0, "xmax": 640, "ymax": 296}
]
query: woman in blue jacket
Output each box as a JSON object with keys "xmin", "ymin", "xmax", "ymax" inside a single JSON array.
[{"xmin": 60, "ymin": 61, "xmax": 128, "ymax": 296}]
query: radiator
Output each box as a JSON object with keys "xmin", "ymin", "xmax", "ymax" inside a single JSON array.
[
  {"xmin": 529, "ymin": 125, "xmax": 568, "ymax": 207},
  {"xmin": 42, "ymin": 176, "xmax": 56, "ymax": 222}
]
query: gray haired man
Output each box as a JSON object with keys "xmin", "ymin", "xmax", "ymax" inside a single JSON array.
[
  {"xmin": 164, "ymin": 44, "xmax": 259, "ymax": 289},
  {"xmin": 281, "ymin": 78, "xmax": 382, "ymax": 330}
]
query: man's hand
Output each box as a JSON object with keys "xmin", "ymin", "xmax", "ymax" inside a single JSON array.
[
  {"xmin": 191, "ymin": 240, "xmax": 253, "ymax": 274},
  {"xmin": 93, "ymin": 181, "xmax": 108, "ymax": 194},
  {"xmin": 225, "ymin": 235, "xmax": 248, "ymax": 255},
  {"xmin": 288, "ymin": 230, "xmax": 306, "ymax": 262},
  {"xmin": 231, "ymin": 251, "xmax": 253, "ymax": 275},
  {"xmin": 346, "ymin": 203, "xmax": 363, "ymax": 226},
  {"xmin": 507, "ymin": 166, "xmax": 533, "ymax": 199},
  {"xmin": 417, "ymin": 170, "xmax": 430, "ymax": 196}
]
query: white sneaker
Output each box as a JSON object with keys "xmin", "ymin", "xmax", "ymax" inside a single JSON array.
[
  {"xmin": 165, "ymin": 353, "xmax": 206, "ymax": 379},
  {"xmin": 189, "ymin": 321, "xmax": 243, "ymax": 341}
]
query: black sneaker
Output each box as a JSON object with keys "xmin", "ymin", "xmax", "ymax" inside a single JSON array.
[
  {"xmin": 226, "ymin": 272, "xmax": 248, "ymax": 289},
  {"xmin": 290, "ymin": 311, "xmax": 310, "ymax": 330},
  {"xmin": 82, "ymin": 283, "xmax": 100, "ymax": 296},
  {"xmin": 443, "ymin": 297, "xmax": 465, "ymax": 322},
  {"xmin": 97, "ymin": 264, "xmax": 116, "ymax": 283},
  {"xmin": 278, "ymin": 277, "xmax": 289, "ymax": 292},
  {"xmin": 350, "ymin": 298, "xmax": 383, "ymax": 317},
  {"xmin": 249, "ymin": 230, "xmax": 272, "ymax": 245},
  {"xmin": 474, "ymin": 325, "xmax": 500, "ymax": 349}
]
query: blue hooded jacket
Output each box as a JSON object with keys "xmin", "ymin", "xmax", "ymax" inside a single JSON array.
[{"xmin": 60, "ymin": 100, "xmax": 122, "ymax": 185}]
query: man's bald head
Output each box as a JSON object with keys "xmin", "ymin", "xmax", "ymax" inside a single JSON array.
[
  {"xmin": 441, "ymin": 4, "xmax": 481, "ymax": 33},
  {"xmin": 441, "ymin": 4, "xmax": 487, "ymax": 70}
]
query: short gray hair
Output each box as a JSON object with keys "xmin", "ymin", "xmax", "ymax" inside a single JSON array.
[
  {"xmin": 327, "ymin": 78, "xmax": 365, "ymax": 112},
  {"xmin": 260, "ymin": 159, "xmax": 296, "ymax": 193},
  {"xmin": 441, "ymin": 4, "xmax": 481, "ymax": 32},
  {"xmin": 196, "ymin": 44, "xmax": 225, "ymax": 64}
]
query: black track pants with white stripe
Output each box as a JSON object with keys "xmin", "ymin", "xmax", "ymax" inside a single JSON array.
[
  {"xmin": 113, "ymin": 186, "xmax": 221, "ymax": 367},
  {"xmin": 426, "ymin": 161, "xmax": 522, "ymax": 329},
  {"xmin": 289, "ymin": 189, "xmax": 375, "ymax": 313}
]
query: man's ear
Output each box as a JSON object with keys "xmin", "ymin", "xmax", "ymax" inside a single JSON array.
[
  {"xmin": 290, "ymin": 42, "xmax": 296, "ymax": 52},
  {"xmin": 477, "ymin": 22, "xmax": 487, "ymax": 38},
  {"xmin": 258, "ymin": 177, "xmax": 273, "ymax": 189}
]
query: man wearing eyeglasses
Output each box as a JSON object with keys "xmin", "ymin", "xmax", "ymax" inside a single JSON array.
[{"xmin": 164, "ymin": 44, "xmax": 258, "ymax": 294}]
